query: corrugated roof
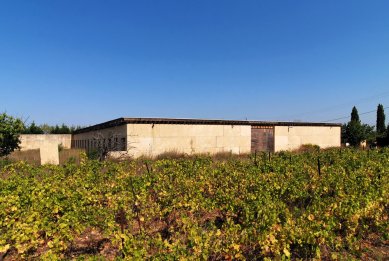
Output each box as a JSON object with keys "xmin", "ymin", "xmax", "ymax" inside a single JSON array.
[{"xmin": 73, "ymin": 117, "xmax": 341, "ymax": 134}]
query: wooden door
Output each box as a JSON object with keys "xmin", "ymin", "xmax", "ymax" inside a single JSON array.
[{"xmin": 251, "ymin": 126, "xmax": 274, "ymax": 152}]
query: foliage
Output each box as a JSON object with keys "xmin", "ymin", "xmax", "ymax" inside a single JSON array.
[
  {"xmin": 88, "ymin": 132, "xmax": 132, "ymax": 161},
  {"xmin": 351, "ymin": 106, "xmax": 360, "ymax": 122},
  {"xmin": 345, "ymin": 106, "xmax": 375, "ymax": 147},
  {"xmin": 23, "ymin": 123, "xmax": 82, "ymax": 134},
  {"xmin": 345, "ymin": 121, "xmax": 360, "ymax": 146},
  {"xmin": 0, "ymin": 149, "xmax": 388, "ymax": 259},
  {"xmin": 0, "ymin": 113, "xmax": 25, "ymax": 157},
  {"xmin": 387, "ymin": 124, "xmax": 389, "ymax": 140},
  {"xmin": 23, "ymin": 122, "xmax": 44, "ymax": 134},
  {"xmin": 295, "ymin": 144, "xmax": 320, "ymax": 153},
  {"xmin": 341, "ymin": 123, "xmax": 348, "ymax": 144},
  {"xmin": 376, "ymin": 104, "xmax": 386, "ymax": 135},
  {"xmin": 39, "ymin": 124, "xmax": 54, "ymax": 134},
  {"xmin": 361, "ymin": 124, "xmax": 376, "ymax": 145},
  {"xmin": 377, "ymin": 106, "xmax": 389, "ymax": 147},
  {"xmin": 50, "ymin": 124, "xmax": 72, "ymax": 134},
  {"xmin": 380, "ymin": 124, "xmax": 389, "ymax": 147},
  {"xmin": 43, "ymin": 123, "xmax": 78, "ymax": 134}
]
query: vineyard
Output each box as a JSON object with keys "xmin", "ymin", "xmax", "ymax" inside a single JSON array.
[{"xmin": 0, "ymin": 148, "xmax": 388, "ymax": 260}]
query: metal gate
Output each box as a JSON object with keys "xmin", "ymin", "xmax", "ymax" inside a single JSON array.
[{"xmin": 251, "ymin": 126, "xmax": 274, "ymax": 152}]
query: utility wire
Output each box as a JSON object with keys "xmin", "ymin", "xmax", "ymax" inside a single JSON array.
[
  {"xmin": 258, "ymin": 90, "xmax": 389, "ymax": 122},
  {"xmin": 323, "ymin": 106, "xmax": 389, "ymax": 123},
  {"xmin": 276, "ymin": 91, "xmax": 389, "ymax": 121}
]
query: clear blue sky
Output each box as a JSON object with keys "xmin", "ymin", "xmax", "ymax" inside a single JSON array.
[{"xmin": 1, "ymin": 1, "xmax": 389, "ymax": 126}]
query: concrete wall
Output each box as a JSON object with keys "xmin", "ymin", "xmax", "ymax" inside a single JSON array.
[
  {"xmin": 274, "ymin": 126, "xmax": 341, "ymax": 151},
  {"xmin": 19, "ymin": 134, "xmax": 72, "ymax": 150},
  {"xmin": 72, "ymin": 125, "xmax": 127, "ymax": 151},
  {"xmin": 71, "ymin": 123, "xmax": 341, "ymax": 157},
  {"xmin": 18, "ymin": 134, "xmax": 72, "ymax": 164},
  {"xmin": 127, "ymin": 124, "xmax": 252, "ymax": 157}
]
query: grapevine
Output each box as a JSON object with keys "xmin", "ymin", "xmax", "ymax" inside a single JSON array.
[{"xmin": 0, "ymin": 148, "xmax": 388, "ymax": 259}]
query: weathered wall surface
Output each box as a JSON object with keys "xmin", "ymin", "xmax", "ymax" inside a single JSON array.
[
  {"xmin": 18, "ymin": 134, "xmax": 72, "ymax": 164},
  {"xmin": 127, "ymin": 124, "xmax": 251, "ymax": 157},
  {"xmin": 71, "ymin": 123, "xmax": 341, "ymax": 157},
  {"xmin": 72, "ymin": 125, "xmax": 127, "ymax": 151},
  {"xmin": 39, "ymin": 142, "xmax": 59, "ymax": 165},
  {"xmin": 9, "ymin": 149, "xmax": 41, "ymax": 165},
  {"xmin": 19, "ymin": 134, "xmax": 72, "ymax": 150},
  {"xmin": 274, "ymin": 126, "xmax": 341, "ymax": 151}
]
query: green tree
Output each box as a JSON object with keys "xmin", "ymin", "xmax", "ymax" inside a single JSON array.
[
  {"xmin": 345, "ymin": 106, "xmax": 375, "ymax": 147},
  {"xmin": 49, "ymin": 123, "xmax": 74, "ymax": 134},
  {"xmin": 382, "ymin": 124, "xmax": 389, "ymax": 146},
  {"xmin": 386, "ymin": 124, "xmax": 389, "ymax": 145},
  {"xmin": 51, "ymin": 125, "xmax": 60, "ymax": 134},
  {"xmin": 23, "ymin": 121, "xmax": 44, "ymax": 134},
  {"xmin": 341, "ymin": 123, "xmax": 348, "ymax": 144},
  {"xmin": 376, "ymin": 104, "xmax": 386, "ymax": 135},
  {"xmin": 40, "ymin": 124, "xmax": 53, "ymax": 134},
  {"xmin": 32, "ymin": 123, "xmax": 80, "ymax": 134},
  {"xmin": 346, "ymin": 122, "xmax": 375, "ymax": 147},
  {"xmin": 351, "ymin": 106, "xmax": 360, "ymax": 122},
  {"xmin": 362, "ymin": 123, "xmax": 376, "ymax": 145},
  {"xmin": 0, "ymin": 113, "xmax": 25, "ymax": 157},
  {"xmin": 58, "ymin": 124, "xmax": 71, "ymax": 134},
  {"xmin": 346, "ymin": 120, "xmax": 362, "ymax": 146}
]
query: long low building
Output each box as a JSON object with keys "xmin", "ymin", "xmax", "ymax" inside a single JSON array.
[{"xmin": 72, "ymin": 118, "xmax": 341, "ymax": 157}]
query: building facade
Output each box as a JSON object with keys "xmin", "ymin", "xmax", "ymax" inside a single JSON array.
[{"xmin": 72, "ymin": 118, "xmax": 341, "ymax": 157}]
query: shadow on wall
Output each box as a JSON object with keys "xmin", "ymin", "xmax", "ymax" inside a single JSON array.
[
  {"xmin": 8, "ymin": 149, "xmax": 41, "ymax": 165},
  {"xmin": 7, "ymin": 149, "xmax": 83, "ymax": 165},
  {"xmin": 59, "ymin": 149, "xmax": 83, "ymax": 165}
]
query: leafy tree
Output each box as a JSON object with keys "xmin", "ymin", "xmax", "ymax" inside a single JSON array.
[
  {"xmin": 345, "ymin": 121, "xmax": 362, "ymax": 146},
  {"xmin": 37, "ymin": 123, "xmax": 81, "ymax": 134},
  {"xmin": 0, "ymin": 113, "xmax": 25, "ymax": 156},
  {"xmin": 23, "ymin": 121, "xmax": 44, "ymax": 134},
  {"xmin": 51, "ymin": 125, "xmax": 60, "ymax": 134},
  {"xmin": 341, "ymin": 123, "xmax": 348, "ymax": 144},
  {"xmin": 58, "ymin": 124, "xmax": 71, "ymax": 134},
  {"xmin": 362, "ymin": 123, "xmax": 376, "ymax": 145},
  {"xmin": 39, "ymin": 124, "xmax": 53, "ymax": 134},
  {"xmin": 386, "ymin": 124, "xmax": 389, "ymax": 143},
  {"xmin": 345, "ymin": 106, "xmax": 375, "ymax": 147},
  {"xmin": 50, "ymin": 124, "xmax": 72, "ymax": 134},
  {"xmin": 376, "ymin": 104, "xmax": 386, "ymax": 135}
]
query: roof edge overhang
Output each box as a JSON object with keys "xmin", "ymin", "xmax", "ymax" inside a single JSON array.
[{"xmin": 73, "ymin": 117, "xmax": 342, "ymax": 134}]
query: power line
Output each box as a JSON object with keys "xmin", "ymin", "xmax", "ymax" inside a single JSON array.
[
  {"xmin": 323, "ymin": 106, "xmax": 389, "ymax": 123},
  {"xmin": 276, "ymin": 91, "xmax": 389, "ymax": 121}
]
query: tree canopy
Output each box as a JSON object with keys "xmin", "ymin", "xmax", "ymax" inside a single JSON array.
[
  {"xmin": 376, "ymin": 104, "xmax": 386, "ymax": 135},
  {"xmin": 351, "ymin": 106, "xmax": 360, "ymax": 122},
  {"xmin": 344, "ymin": 106, "xmax": 375, "ymax": 147},
  {"xmin": 23, "ymin": 121, "xmax": 44, "ymax": 134},
  {"xmin": 0, "ymin": 113, "xmax": 25, "ymax": 156},
  {"xmin": 23, "ymin": 123, "xmax": 81, "ymax": 134}
]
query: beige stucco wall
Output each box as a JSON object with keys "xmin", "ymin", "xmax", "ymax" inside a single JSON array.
[
  {"xmin": 71, "ymin": 123, "xmax": 340, "ymax": 157},
  {"xmin": 18, "ymin": 134, "xmax": 71, "ymax": 164},
  {"xmin": 19, "ymin": 134, "xmax": 72, "ymax": 150},
  {"xmin": 274, "ymin": 126, "xmax": 341, "ymax": 151},
  {"xmin": 39, "ymin": 142, "xmax": 59, "ymax": 165},
  {"xmin": 127, "ymin": 124, "xmax": 251, "ymax": 157}
]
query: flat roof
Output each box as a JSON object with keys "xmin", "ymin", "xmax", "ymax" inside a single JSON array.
[{"xmin": 73, "ymin": 117, "xmax": 341, "ymax": 134}]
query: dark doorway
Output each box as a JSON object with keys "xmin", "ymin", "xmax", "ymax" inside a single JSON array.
[{"xmin": 251, "ymin": 126, "xmax": 274, "ymax": 152}]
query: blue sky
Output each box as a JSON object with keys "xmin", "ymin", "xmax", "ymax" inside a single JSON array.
[{"xmin": 1, "ymin": 1, "xmax": 389, "ymax": 126}]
